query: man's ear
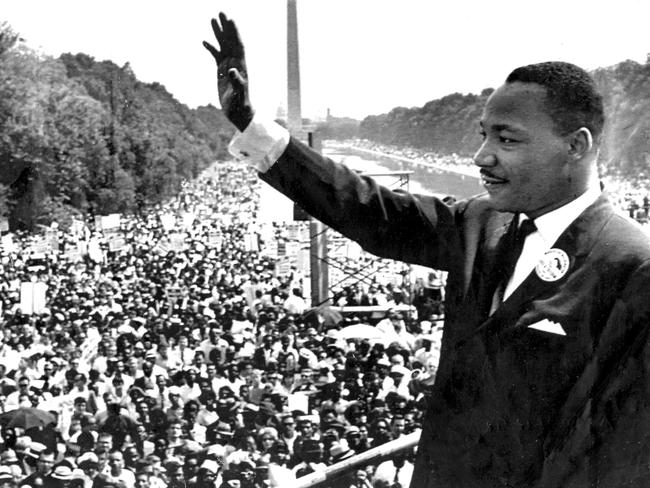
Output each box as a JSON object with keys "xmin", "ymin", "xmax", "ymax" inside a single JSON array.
[{"xmin": 567, "ymin": 127, "xmax": 593, "ymax": 160}]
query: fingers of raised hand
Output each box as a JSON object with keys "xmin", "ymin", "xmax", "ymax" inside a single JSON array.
[
  {"xmin": 202, "ymin": 41, "xmax": 221, "ymax": 65},
  {"xmin": 212, "ymin": 12, "xmax": 244, "ymax": 58}
]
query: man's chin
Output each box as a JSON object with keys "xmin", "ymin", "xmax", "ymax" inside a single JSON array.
[{"xmin": 484, "ymin": 194, "xmax": 520, "ymax": 214}]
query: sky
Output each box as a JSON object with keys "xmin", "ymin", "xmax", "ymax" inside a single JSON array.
[{"xmin": 2, "ymin": 0, "xmax": 648, "ymax": 120}]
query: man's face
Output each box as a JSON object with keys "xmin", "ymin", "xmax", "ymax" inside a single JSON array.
[
  {"xmin": 135, "ymin": 473, "xmax": 150, "ymax": 488},
  {"xmin": 282, "ymin": 418, "xmax": 295, "ymax": 435},
  {"xmin": 108, "ymin": 451, "xmax": 124, "ymax": 474},
  {"xmin": 184, "ymin": 458, "xmax": 199, "ymax": 477},
  {"xmin": 206, "ymin": 365, "xmax": 216, "ymax": 378},
  {"xmin": 227, "ymin": 367, "xmax": 237, "ymax": 380},
  {"xmin": 37, "ymin": 453, "xmax": 55, "ymax": 474},
  {"xmin": 142, "ymin": 361, "xmax": 153, "ymax": 376},
  {"xmin": 168, "ymin": 423, "xmax": 183, "ymax": 438},
  {"xmin": 475, "ymin": 82, "xmax": 572, "ymax": 218},
  {"xmin": 193, "ymin": 353, "xmax": 204, "ymax": 366},
  {"xmin": 124, "ymin": 446, "xmax": 139, "ymax": 464},
  {"xmin": 167, "ymin": 467, "xmax": 185, "ymax": 487},
  {"xmin": 209, "ymin": 329, "xmax": 221, "ymax": 343},
  {"xmin": 96, "ymin": 435, "xmax": 112, "ymax": 453},
  {"xmin": 392, "ymin": 418, "xmax": 406, "ymax": 436},
  {"xmin": 299, "ymin": 422, "xmax": 313, "ymax": 436}
]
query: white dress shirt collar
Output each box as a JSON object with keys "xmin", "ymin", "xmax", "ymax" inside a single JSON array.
[{"xmin": 519, "ymin": 184, "xmax": 602, "ymax": 247}]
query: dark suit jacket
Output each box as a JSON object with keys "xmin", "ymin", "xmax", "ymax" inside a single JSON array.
[{"xmin": 260, "ymin": 139, "xmax": 650, "ymax": 487}]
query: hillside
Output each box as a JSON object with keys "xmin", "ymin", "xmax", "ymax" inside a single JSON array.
[{"xmin": 358, "ymin": 59, "xmax": 650, "ymax": 180}]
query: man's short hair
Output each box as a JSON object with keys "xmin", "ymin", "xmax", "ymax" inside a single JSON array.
[{"xmin": 505, "ymin": 61, "xmax": 604, "ymax": 141}]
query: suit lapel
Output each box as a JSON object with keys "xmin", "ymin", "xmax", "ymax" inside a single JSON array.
[
  {"xmin": 456, "ymin": 212, "xmax": 515, "ymax": 336},
  {"xmin": 475, "ymin": 193, "xmax": 615, "ymax": 335}
]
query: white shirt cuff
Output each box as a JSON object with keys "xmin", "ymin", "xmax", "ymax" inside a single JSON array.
[{"xmin": 228, "ymin": 116, "xmax": 290, "ymax": 173}]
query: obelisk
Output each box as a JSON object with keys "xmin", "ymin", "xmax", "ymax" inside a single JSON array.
[{"xmin": 286, "ymin": 0, "xmax": 302, "ymax": 136}]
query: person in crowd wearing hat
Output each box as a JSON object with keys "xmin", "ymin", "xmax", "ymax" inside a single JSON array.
[
  {"xmin": 45, "ymin": 465, "xmax": 77, "ymax": 488},
  {"xmin": 328, "ymin": 441, "xmax": 357, "ymax": 488},
  {"xmin": 344, "ymin": 425, "xmax": 369, "ymax": 455},
  {"xmin": 76, "ymin": 452, "xmax": 100, "ymax": 488},
  {"xmin": 377, "ymin": 365, "xmax": 411, "ymax": 401},
  {"xmin": 328, "ymin": 439, "xmax": 355, "ymax": 465},
  {"xmin": 0, "ymin": 447, "xmax": 20, "ymax": 470},
  {"xmin": 0, "ymin": 466, "xmax": 14, "ymax": 488},
  {"xmin": 195, "ymin": 459, "xmax": 221, "ymax": 488}
]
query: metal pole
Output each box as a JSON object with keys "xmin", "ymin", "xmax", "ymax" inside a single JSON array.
[{"xmin": 291, "ymin": 431, "xmax": 420, "ymax": 488}]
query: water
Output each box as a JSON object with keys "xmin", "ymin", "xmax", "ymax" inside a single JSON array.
[{"xmin": 323, "ymin": 146, "xmax": 484, "ymax": 200}]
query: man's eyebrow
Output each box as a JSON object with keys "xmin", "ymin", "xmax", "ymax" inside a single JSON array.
[
  {"xmin": 480, "ymin": 122, "xmax": 525, "ymax": 133},
  {"xmin": 493, "ymin": 123, "xmax": 522, "ymax": 132}
]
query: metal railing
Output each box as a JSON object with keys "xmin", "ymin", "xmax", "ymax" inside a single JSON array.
[{"xmin": 292, "ymin": 431, "xmax": 420, "ymax": 488}]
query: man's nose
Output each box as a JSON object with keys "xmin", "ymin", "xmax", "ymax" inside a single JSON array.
[{"xmin": 473, "ymin": 141, "xmax": 497, "ymax": 168}]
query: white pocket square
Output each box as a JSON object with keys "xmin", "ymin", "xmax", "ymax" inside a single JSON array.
[{"xmin": 527, "ymin": 319, "xmax": 566, "ymax": 336}]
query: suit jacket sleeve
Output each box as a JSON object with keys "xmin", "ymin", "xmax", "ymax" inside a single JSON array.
[{"xmin": 259, "ymin": 137, "xmax": 464, "ymax": 271}]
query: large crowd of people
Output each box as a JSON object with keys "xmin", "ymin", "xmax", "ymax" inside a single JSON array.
[
  {"xmin": 5, "ymin": 143, "xmax": 645, "ymax": 488},
  {"xmin": 0, "ymin": 162, "xmax": 444, "ymax": 488}
]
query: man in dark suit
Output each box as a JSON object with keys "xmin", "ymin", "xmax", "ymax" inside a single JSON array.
[{"xmin": 203, "ymin": 13, "xmax": 650, "ymax": 487}]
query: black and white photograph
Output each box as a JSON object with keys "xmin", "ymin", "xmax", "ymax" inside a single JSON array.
[{"xmin": 0, "ymin": 1, "xmax": 649, "ymax": 487}]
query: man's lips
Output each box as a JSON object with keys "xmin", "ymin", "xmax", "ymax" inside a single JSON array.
[{"xmin": 480, "ymin": 170, "xmax": 508, "ymax": 185}]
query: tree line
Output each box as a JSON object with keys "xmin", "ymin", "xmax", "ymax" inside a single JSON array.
[{"xmin": 0, "ymin": 23, "xmax": 234, "ymax": 230}]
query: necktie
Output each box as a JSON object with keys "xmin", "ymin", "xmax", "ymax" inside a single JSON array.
[{"xmin": 490, "ymin": 217, "xmax": 537, "ymax": 313}]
